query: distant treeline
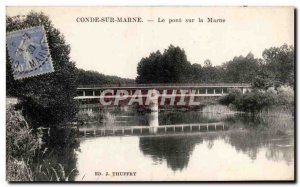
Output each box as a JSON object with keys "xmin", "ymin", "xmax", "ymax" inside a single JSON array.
[
  {"xmin": 136, "ymin": 44, "xmax": 294, "ymax": 89},
  {"xmin": 76, "ymin": 69, "xmax": 134, "ymax": 85}
]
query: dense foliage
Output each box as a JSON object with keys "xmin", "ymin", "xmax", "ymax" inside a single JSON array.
[
  {"xmin": 136, "ymin": 44, "xmax": 294, "ymax": 88},
  {"xmin": 6, "ymin": 12, "xmax": 80, "ymax": 181},
  {"xmin": 136, "ymin": 46, "xmax": 193, "ymax": 83},
  {"xmin": 219, "ymin": 85, "xmax": 294, "ymax": 114},
  {"xmin": 6, "ymin": 12, "xmax": 78, "ymax": 128},
  {"xmin": 76, "ymin": 68, "xmax": 134, "ymax": 85},
  {"xmin": 219, "ymin": 88, "xmax": 242, "ymax": 106}
]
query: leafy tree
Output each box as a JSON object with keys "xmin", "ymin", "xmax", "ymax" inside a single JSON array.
[
  {"xmin": 190, "ymin": 63, "xmax": 203, "ymax": 83},
  {"xmin": 6, "ymin": 12, "xmax": 78, "ymax": 128},
  {"xmin": 135, "ymin": 44, "xmax": 294, "ymax": 86},
  {"xmin": 77, "ymin": 68, "xmax": 134, "ymax": 85},
  {"xmin": 204, "ymin": 59, "xmax": 212, "ymax": 67},
  {"xmin": 252, "ymin": 68, "xmax": 277, "ymax": 89},
  {"xmin": 136, "ymin": 45, "xmax": 193, "ymax": 83},
  {"xmin": 222, "ymin": 53, "xmax": 260, "ymax": 83},
  {"xmin": 202, "ymin": 59, "xmax": 215, "ymax": 83},
  {"xmin": 262, "ymin": 44, "xmax": 294, "ymax": 86},
  {"xmin": 136, "ymin": 51, "xmax": 164, "ymax": 83},
  {"xmin": 161, "ymin": 45, "xmax": 192, "ymax": 83}
]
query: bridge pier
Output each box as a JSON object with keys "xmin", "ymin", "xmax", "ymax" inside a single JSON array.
[{"xmin": 148, "ymin": 89, "xmax": 159, "ymax": 112}]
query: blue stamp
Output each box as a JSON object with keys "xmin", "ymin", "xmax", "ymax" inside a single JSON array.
[{"xmin": 6, "ymin": 26, "xmax": 54, "ymax": 80}]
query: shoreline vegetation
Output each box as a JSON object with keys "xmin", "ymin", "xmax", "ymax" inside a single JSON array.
[
  {"xmin": 6, "ymin": 12, "xmax": 294, "ymax": 181},
  {"xmin": 6, "ymin": 98, "xmax": 78, "ymax": 181},
  {"xmin": 218, "ymin": 86, "xmax": 294, "ymax": 118}
]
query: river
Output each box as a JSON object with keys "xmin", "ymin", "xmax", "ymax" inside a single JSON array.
[{"xmin": 74, "ymin": 106, "xmax": 294, "ymax": 181}]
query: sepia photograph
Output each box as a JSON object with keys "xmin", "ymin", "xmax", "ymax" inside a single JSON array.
[{"xmin": 5, "ymin": 6, "xmax": 295, "ymax": 182}]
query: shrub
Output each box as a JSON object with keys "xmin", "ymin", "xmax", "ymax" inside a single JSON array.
[
  {"xmin": 276, "ymin": 85, "xmax": 294, "ymax": 105},
  {"xmin": 234, "ymin": 91, "xmax": 276, "ymax": 113},
  {"xmin": 219, "ymin": 88, "xmax": 242, "ymax": 106}
]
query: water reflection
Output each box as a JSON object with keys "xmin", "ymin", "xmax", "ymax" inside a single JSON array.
[
  {"xmin": 138, "ymin": 131, "xmax": 293, "ymax": 172},
  {"xmin": 75, "ymin": 107, "xmax": 294, "ymax": 180},
  {"xmin": 146, "ymin": 112, "xmax": 159, "ymax": 134},
  {"xmin": 78, "ymin": 106, "xmax": 228, "ymax": 128},
  {"xmin": 139, "ymin": 136, "xmax": 203, "ymax": 171}
]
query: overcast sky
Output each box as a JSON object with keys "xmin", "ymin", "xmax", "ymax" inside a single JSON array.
[{"xmin": 7, "ymin": 6, "xmax": 294, "ymax": 79}]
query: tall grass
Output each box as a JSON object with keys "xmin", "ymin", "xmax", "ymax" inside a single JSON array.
[{"xmin": 6, "ymin": 98, "xmax": 77, "ymax": 181}]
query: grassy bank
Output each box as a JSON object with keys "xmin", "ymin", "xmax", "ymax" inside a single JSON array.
[
  {"xmin": 6, "ymin": 98, "xmax": 39, "ymax": 181},
  {"xmin": 6, "ymin": 98, "xmax": 78, "ymax": 181}
]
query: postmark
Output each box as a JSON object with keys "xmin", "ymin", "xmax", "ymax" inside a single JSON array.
[{"xmin": 6, "ymin": 26, "xmax": 54, "ymax": 80}]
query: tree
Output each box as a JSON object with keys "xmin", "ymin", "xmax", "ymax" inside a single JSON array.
[
  {"xmin": 6, "ymin": 12, "xmax": 78, "ymax": 128},
  {"xmin": 252, "ymin": 68, "xmax": 277, "ymax": 89},
  {"xmin": 76, "ymin": 68, "xmax": 134, "ymax": 85},
  {"xmin": 222, "ymin": 53, "xmax": 260, "ymax": 83},
  {"xmin": 136, "ymin": 45, "xmax": 193, "ymax": 83},
  {"xmin": 262, "ymin": 44, "xmax": 294, "ymax": 87},
  {"xmin": 202, "ymin": 59, "xmax": 223, "ymax": 83},
  {"xmin": 161, "ymin": 45, "xmax": 192, "ymax": 83},
  {"xmin": 190, "ymin": 63, "xmax": 203, "ymax": 83},
  {"xmin": 203, "ymin": 59, "xmax": 212, "ymax": 67},
  {"xmin": 136, "ymin": 51, "xmax": 164, "ymax": 83}
]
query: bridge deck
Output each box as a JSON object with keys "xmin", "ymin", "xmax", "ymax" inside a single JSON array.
[
  {"xmin": 77, "ymin": 83, "xmax": 251, "ymax": 89},
  {"xmin": 74, "ymin": 93, "xmax": 225, "ymax": 100},
  {"xmin": 78, "ymin": 122, "xmax": 228, "ymax": 137}
]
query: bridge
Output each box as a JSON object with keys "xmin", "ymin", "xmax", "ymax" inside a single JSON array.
[{"xmin": 74, "ymin": 83, "xmax": 251, "ymax": 109}]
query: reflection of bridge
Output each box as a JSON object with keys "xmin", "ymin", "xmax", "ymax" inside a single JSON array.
[
  {"xmin": 79, "ymin": 122, "xmax": 228, "ymax": 137},
  {"xmin": 74, "ymin": 83, "xmax": 251, "ymax": 108}
]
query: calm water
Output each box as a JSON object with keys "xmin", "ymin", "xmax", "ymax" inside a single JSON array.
[{"xmin": 74, "ymin": 107, "xmax": 294, "ymax": 181}]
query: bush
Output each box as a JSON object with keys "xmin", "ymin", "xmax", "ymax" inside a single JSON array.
[
  {"xmin": 234, "ymin": 91, "xmax": 276, "ymax": 113},
  {"xmin": 219, "ymin": 88, "xmax": 242, "ymax": 106},
  {"xmin": 277, "ymin": 85, "xmax": 294, "ymax": 105}
]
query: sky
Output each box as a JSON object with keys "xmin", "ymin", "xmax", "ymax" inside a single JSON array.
[{"xmin": 6, "ymin": 6, "xmax": 294, "ymax": 79}]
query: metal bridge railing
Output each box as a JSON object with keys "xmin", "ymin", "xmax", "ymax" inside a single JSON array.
[{"xmin": 77, "ymin": 83, "xmax": 251, "ymax": 89}]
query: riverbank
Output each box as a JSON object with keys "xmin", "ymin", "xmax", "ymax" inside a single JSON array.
[
  {"xmin": 6, "ymin": 97, "xmax": 79, "ymax": 181},
  {"xmin": 6, "ymin": 98, "xmax": 39, "ymax": 181}
]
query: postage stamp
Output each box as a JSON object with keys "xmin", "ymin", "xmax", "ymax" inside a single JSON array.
[
  {"xmin": 5, "ymin": 7, "xmax": 295, "ymax": 182},
  {"xmin": 6, "ymin": 26, "xmax": 54, "ymax": 80}
]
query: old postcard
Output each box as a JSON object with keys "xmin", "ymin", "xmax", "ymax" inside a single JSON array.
[{"xmin": 6, "ymin": 6, "xmax": 295, "ymax": 182}]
